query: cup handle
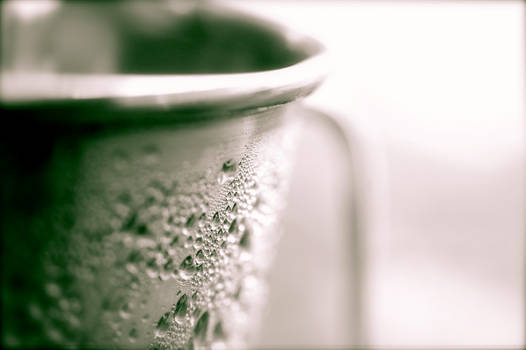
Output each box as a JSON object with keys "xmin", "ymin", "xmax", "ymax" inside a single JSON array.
[{"xmin": 295, "ymin": 103, "xmax": 391, "ymax": 348}]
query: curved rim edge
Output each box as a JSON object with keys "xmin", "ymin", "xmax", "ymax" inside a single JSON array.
[{"xmin": 1, "ymin": 37, "xmax": 328, "ymax": 111}]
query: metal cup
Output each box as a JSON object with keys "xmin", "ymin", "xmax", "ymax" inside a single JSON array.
[{"xmin": 1, "ymin": 1, "xmax": 327, "ymax": 349}]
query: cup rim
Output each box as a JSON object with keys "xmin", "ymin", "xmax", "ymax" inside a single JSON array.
[{"xmin": 0, "ymin": 4, "xmax": 328, "ymax": 113}]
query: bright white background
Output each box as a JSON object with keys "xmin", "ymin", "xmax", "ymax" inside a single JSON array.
[{"xmin": 228, "ymin": 1, "xmax": 525, "ymax": 348}]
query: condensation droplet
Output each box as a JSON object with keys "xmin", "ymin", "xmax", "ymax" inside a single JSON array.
[
  {"xmin": 129, "ymin": 328, "xmax": 137, "ymax": 342},
  {"xmin": 174, "ymin": 294, "xmax": 188, "ymax": 324},
  {"xmin": 28, "ymin": 302, "xmax": 43, "ymax": 321},
  {"xmin": 222, "ymin": 159, "xmax": 236, "ymax": 172},
  {"xmin": 193, "ymin": 311, "xmax": 209, "ymax": 343},
  {"xmin": 170, "ymin": 235, "xmax": 180, "ymax": 247},
  {"xmin": 120, "ymin": 302, "xmax": 132, "ymax": 319},
  {"xmin": 195, "ymin": 250, "xmax": 205, "ymax": 264},
  {"xmin": 178, "ymin": 256, "xmax": 195, "ymax": 280},
  {"xmin": 136, "ymin": 223, "xmax": 149, "ymax": 235},
  {"xmin": 228, "ymin": 219, "xmax": 237, "ymax": 234},
  {"xmin": 44, "ymin": 283, "xmax": 61, "ymax": 298},
  {"xmin": 127, "ymin": 249, "xmax": 143, "ymax": 263},
  {"xmin": 146, "ymin": 268, "xmax": 159, "ymax": 279},
  {"xmin": 122, "ymin": 211, "xmax": 137, "ymax": 231},
  {"xmin": 213, "ymin": 321, "xmax": 226, "ymax": 340},
  {"xmin": 117, "ymin": 191, "xmax": 133, "ymax": 204},
  {"xmin": 159, "ymin": 270, "xmax": 171, "ymax": 281},
  {"xmin": 126, "ymin": 263, "xmax": 138, "ymax": 275},
  {"xmin": 155, "ymin": 311, "xmax": 171, "ymax": 337},
  {"xmin": 239, "ymin": 230, "xmax": 250, "ymax": 249},
  {"xmin": 194, "ymin": 237, "xmax": 203, "ymax": 249},
  {"xmin": 185, "ymin": 214, "xmax": 196, "ymax": 228}
]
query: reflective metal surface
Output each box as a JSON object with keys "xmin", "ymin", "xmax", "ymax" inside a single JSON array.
[
  {"xmin": 1, "ymin": 1, "xmax": 326, "ymax": 113},
  {"xmin": 0, "ymin": 2, "xmax": 326, "ymax": 349}
]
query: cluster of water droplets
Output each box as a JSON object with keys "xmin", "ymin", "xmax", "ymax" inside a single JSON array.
[
  {"xmin": 143, "ymin": 140, "xmax": 293, "ymax": 350},
  {"xmin": 14, "ymin": 114, "xmax": 299, "ymax": 349}
]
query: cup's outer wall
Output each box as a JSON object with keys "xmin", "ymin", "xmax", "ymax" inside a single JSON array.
[{"xmin": 1, "ymin": 105, "xmax": 300, "ymax": 349}]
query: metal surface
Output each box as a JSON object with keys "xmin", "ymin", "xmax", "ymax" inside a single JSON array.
[
  {"xmin": 1, "ymin": 1, "xmax": 327, "ymax": 114},
  {"xmin": 0, "ymin": 2, "xmax": 329, "ymax": 349}
]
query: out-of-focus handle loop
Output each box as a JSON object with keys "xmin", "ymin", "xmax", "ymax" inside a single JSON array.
[{"xmin": 300, "ymin": 103, "xmax": 391, "ymax": 349}]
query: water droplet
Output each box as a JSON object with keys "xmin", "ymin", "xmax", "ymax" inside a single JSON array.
[
  {"xmin": 120, "ymin": 302, "xmax": 132, "ymax": 319},
  {"xmin": 28, "ymin": 302, "xmax": 43, "ymax": 321},
  {"xmin": 136, "ymin": 223, "xmax": 149, "ymax": 235},
  {"xmin": 155, "ymin": 311, "xmax": 171, "ymax": 337},
  {"xmin": 114, "ymin": 328, "xmax": 123, "ymax": 338},
  {"xmin": 174, "ymin": 294, "xmax": 188, "ymax": 324},
  {"xmin": 185, "ymin": 214, "xmax": 196, "ymax": 228},
  {"xmin": 233, "ymin": 285, "xmax": 242, "ymax": 300},
  {"xmin": 151, "ymin": 177, "xmax": 175, "ymax": 195},
  {"xmin": 193, "ymin": 311, "xmax": 209, "ymax": 343},
  {"xmin": 228, "ymin": 219, "xmax": 237, "ymax": 234},
  {"xmin": 3, "ymin": 333, "xmax": 20, "ymax": 347},
  {"xmin": 194, "ymin": 237, "xmax": 203, "ymax": 249},
  {"xmin": 212, "ymin": 212, "xmax": 220, "ymax": 223},
  {"xmin": 45, "ymin": 282, "xmax": 61, "ymax": 298},
  {"xmin": 163, "ymin": 258, "xmax": 174, "ymax": 270},
  {"xmin": 222, "ymin": 159, "xmax": 236, "ymax": 172},
  {"xmin": 213, "ymin": 322, "xmax": 226, "ymax": 340},
  {"xmin": 58, "ymin": 298, "xmax": 70, "ymax": 311},
  {"xmin": 46, "ymin": 326, "xmax": 64, "ymax": 343},
  {"xmin": 178, "ymin": 256, "xmax": 195, "ymax": 280},
  {"xmin": 146, "ymin": 267, "xmax": 159, "ymax": 279},
  {"xmin": 127, "ymin": 249, "xmax": 143, "ymax": 263},
  {"xmin": 102, "ymin": 297, "xmax": 112, "ymax": 311},
  {"xmin": 129, "ymin": 328, "xmax": 137, "ymax": 342},
  {"xmin": 239, "ymin": 230, "xmax": 250, "ymax": 249},
  {"xmin": 126, "ymin": 263, "xmax": 138, "ymax": 275},
  {"xmin": 144, "ymin": 187, "xmax": 164, "ymax": 207},
  {"xmin": 67, "ymin": 314, "xmax": 81, "ymax": 329},
  {"xmin": 159, "ymin": 270, "xmax": 171, "ymax": 281},
  {"xmin": 117, "ymin": 191, "xmax": 133, "ymax": 204},
  {"xmin": 184, "ymin": 236, "xmax": 194, "ymax": 249},
  {"xmin": 170, "ymin": 235, "xmax": 180, "ymax": 247},
  {"xmin": 195, "ymin": 250, "xmax": 205, "ymax": 264},
  {"xmin": 122, "ymin": 211, "xmax": 137, "ymax": 231}
]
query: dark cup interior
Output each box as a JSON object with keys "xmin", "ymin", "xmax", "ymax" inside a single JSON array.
[
  {"xmin": 117, "ymin": 9, "xmax": 307, "ymax": 73},
  {"xmin": 3, "ymin": 3, "xmax": 313, "ymax": 75}
]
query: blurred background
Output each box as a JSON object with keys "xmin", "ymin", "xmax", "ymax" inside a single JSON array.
[
  {"xmin": 225, "ymin": 1, "xmax": 525, "ymax": 348},
  {"xmin": 2, "ymin": 0, "xmax": 524, "ymax": 348}
]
